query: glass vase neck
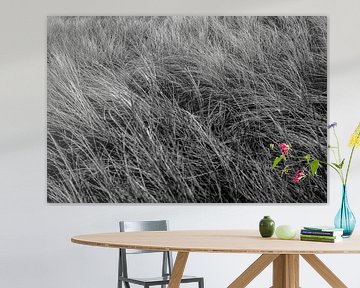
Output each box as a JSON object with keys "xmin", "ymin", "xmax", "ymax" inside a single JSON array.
[{"xmin": 341, "ymin": 185, "xmax": 348, "ymax": 205}]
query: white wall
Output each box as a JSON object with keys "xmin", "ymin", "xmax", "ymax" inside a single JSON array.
[{"xmin": 1, "ymin": 0, "xmax": 360, "ymax": 287}]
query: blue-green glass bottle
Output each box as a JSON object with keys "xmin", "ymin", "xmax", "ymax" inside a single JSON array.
[{"xmin": 334, "ymin": 185, "xmax": 356, "ymax": 237}]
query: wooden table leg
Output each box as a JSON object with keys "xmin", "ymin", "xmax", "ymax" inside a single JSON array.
[
  {"xmin": 301, "ymin": 254, "xmax": 347, "ymax": 288},
  {"xmin": 228, "ymin": 254, "xmax": 279, "ymax": 288},
  {"xmin": 272, "ymin": 254, "xmax": 299, "ymax": 288},
  {"xmin": 168, "ymin": 252, "xmax": 189, "ymax": 288},
  {"xmin": 229, "ymin": 253, "xmax": 348, "ymax": 288}
]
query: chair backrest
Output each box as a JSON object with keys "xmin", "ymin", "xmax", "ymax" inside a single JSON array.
[
  {"xmin": 118, "ymin": 220, "xmax": 173, "ymax": 283},
  {"xmin": 119, "ymin": 220, "xmax": 169, "ymax": 254}
]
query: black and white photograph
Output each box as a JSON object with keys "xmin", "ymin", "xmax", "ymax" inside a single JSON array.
[{"xmin": 47, "ymin": 16, "xmax": 327, "ymax": 203}]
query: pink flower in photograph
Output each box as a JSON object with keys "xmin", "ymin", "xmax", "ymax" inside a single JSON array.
[
  {"xmin": 279, "ymin": 143, "xmax": 290, "ymax": 155},
  {"xmin": 293, "ymin": 169, "xmax": 305, "ymax": 183}
]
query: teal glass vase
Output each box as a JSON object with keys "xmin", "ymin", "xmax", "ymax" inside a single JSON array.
[{"xmin": 334, "ymin": 185, "xmax": 356, "ymax": 237}]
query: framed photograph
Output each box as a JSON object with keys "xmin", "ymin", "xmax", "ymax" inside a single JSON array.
[{"xmin": 47, "ymin": 16, "xmax": 327, "ymax": 203}]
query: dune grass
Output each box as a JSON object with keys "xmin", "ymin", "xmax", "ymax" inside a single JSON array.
[{"xmin": 47, "ymin": 16, "xmax": 327, "ymax": 203}]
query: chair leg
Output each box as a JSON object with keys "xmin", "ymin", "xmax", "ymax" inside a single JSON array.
[{"xmin": 198, "ymin": 278, "xmax": 204, "ymax": 288}]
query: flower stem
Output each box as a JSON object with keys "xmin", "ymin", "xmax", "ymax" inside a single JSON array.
[
  {"xmin": 333, "ymin": 128, "xmax": 342, "ymax": 160},
  {"xmin": 330, "ymin": 148, "xmax": 338, "ymax": 164},
  {"xmin": 345, "ymin": 145, "xmax": 356, "ymax": 185},
  {"xmin": 332, "ymin": 127, "xmax": 345, "ymax": 181},
  {"xmin": 319, "ymin": 160, "xmax": 344, "ymax": 184},
  {"xmin": 345, "ymin": 130, "xmax": 360, "ymax": 185}
]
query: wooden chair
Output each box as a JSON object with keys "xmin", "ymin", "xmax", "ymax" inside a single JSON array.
[{"xmin": 118, "ymin": 220, "xmax": 204, "ymax": 288}]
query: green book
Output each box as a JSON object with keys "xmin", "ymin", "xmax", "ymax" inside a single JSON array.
[
  {"xmin": 300, "ymin": 234, "xmax": 339, "ymax": 240},
  {"xmin": 300, "ymin": 236, "xmax": 342, "ymax": 243}
]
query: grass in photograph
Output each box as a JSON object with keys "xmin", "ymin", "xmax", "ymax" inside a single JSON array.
[{"xmin": 47, "ymin": 16, "xmax": 327, "ymax": 203}]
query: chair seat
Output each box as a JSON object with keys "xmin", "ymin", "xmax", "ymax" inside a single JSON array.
[{"xmin": 119, "ymin": 274, "xmax": 203, "ymax": 286}]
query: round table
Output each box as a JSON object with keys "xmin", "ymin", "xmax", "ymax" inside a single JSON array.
[{"xmin": 72, "ymin": 230, "xmax": 360, "ymax": 288}]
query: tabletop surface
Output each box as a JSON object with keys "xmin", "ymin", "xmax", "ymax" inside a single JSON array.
[{"xmin": 71, "ymin": 230, "xmax": 360, "ymax": 254}]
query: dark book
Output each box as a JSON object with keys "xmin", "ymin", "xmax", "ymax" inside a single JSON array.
[{"xmin": 301, "ymin": 229, "xmax": 343, "ymax": 237}]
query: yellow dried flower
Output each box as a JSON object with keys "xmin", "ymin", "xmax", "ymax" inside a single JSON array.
[{"xmin": 349, "ymin": 122, "xmax": 360, "ymax": 148}]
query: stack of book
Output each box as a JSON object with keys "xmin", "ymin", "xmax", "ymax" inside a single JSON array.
[{"xmin": 300, "ymin": 226, "xmax": 344, "ymax": 243}]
